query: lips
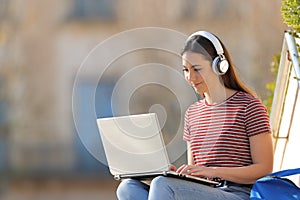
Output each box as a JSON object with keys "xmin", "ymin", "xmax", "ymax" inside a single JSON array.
[{"xmin": 192, "ymin": 82, "xmax": 203, "ymax": 87}]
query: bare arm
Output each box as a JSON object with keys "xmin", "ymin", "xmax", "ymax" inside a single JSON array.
[
  {"xmin": 212, "ymin": 132, "xmax": 274, "ymax": 184},
  {"xmin": 179, "ymin": 132, "xmax": 274, "ymax": 184}
]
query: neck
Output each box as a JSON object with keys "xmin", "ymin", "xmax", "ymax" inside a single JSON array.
[{"xmin": 204, "ymin": 87, "xmax": 236, "ymax": 105}]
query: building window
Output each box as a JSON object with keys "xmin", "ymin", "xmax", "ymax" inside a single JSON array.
[
  {"xmin": 71, "ymin": 0, "xmax": 116, "ymax": 21},
  {"xmin": 72, "ymin": 79, "xmax": 114, "ymax": 176}
]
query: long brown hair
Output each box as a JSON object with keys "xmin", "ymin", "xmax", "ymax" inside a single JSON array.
[{"xmin": 181, "ymin": 33, "xmax": 256, "ymax": 97}]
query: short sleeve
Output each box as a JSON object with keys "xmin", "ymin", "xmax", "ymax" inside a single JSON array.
[{"xmin": 245, "ymin": 98, "xmax": 271, "ymax": 137}]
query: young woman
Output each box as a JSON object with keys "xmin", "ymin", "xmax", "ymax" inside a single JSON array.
[{"xmin": 116, "ymin": 31, "xmax": 274, "ymax": 200}]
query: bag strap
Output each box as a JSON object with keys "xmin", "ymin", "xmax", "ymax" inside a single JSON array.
[{"xmin": 269, "ymin": 168, "xmax": 300, "ymax": 178}]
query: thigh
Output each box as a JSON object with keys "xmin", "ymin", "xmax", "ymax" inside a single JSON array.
[
  {"xmin": 149, "ymin": 176, "xmax": 249, "ymax": 200},
  {"xmin": 116, "ymin": 179, "xmax": 150, "ymax": 200}
]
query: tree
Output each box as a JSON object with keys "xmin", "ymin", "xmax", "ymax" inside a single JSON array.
[
  {"xmin": 264, "ymin": 0, "xmax": 300, "ymax": 112},
  {"xmin": 281, "ymin": 0, "xmax": 300, "ymax": 32}
]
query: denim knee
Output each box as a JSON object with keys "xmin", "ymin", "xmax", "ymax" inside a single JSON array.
[
  {"xmin": 116, "ymin": 179, "xmax": 135, "ymax": 199},
  {"xmin": 116, "ymin": 179, "xmax": 149, "ymax": 200},
  {"xmin": 151, "ymin": 176, "xmax": 171, "ymax": 187},
  {"xmin": 149, "ymin": 176, "xmax": 174, "ymax": 199}
]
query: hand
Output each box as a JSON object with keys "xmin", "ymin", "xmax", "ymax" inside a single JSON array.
[
  {"xmin": 176, "ymin": 164, "xmax": 197, "ymax": 175},
  {"xmin": 176, "ymin": 164, "xmax": 216, "ymax": 178}
]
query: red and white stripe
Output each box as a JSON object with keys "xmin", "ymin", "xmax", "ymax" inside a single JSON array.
[{"xmin": 183, "ymin": 91, "xmax": 271, "ymax": 167}]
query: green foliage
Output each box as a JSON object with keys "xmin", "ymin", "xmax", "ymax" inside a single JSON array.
[
  {"xmin": 264, "ymin": 53, "xmax": 281, "ymax": 113},
  {"xmin": 265, "ymin": 1, "xmax": 300, "ymax": 113},
  {"xmin": 281, "ymin": 0, "xmax": 300, "ymax": 32}
]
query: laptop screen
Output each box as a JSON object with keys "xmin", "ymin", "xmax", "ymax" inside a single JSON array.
[{"xmin": 97, "ymin": 113, "xmax": 171, "ymax": 176}]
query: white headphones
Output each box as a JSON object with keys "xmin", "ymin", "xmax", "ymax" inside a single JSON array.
[{"xmin": 187, "ymin": 31, "xmax": 229, "ymax": 75}]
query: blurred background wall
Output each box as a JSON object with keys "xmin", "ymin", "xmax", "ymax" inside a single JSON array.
[{"xmin": 0, "ymin": 0, "xmax": 286, "ymax": 199}]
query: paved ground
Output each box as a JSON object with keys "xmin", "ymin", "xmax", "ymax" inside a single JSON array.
[{"xmin": 0, "ymin": 178, "xmax": 119, "ymax": 200}]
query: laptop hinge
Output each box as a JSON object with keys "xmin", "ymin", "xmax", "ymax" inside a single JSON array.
[{"xmin": 114, "ymin": 175, "xmax": 121, "ymax": 180}]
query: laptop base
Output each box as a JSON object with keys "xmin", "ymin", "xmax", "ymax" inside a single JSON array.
[{"xmin": 114, "ymin": 171, "xmax": 220, "ymax": 187}]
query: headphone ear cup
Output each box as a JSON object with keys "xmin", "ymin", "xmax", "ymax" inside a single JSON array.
[
  {"xmin": 212, "ymin": 57, "xmax": 221, "ymax": 75},
  {"xmin": 212, "ymin": 56, "xmax": 229, "ymax": 75}
]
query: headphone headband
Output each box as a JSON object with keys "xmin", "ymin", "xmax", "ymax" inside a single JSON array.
[
  {"xmin": 187, "ymin": 31, "xmax": 224, "ymax": 55},
  {"xmin": 186, "ymin": 31, "xmax": 229, "ymax": 75}
]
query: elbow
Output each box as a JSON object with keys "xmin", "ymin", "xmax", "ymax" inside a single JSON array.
[
  {"xmin": 260, "ymin": 160, "xmax": 274, "ymax": 178},
  {"xmin": 264, "ymin": 164, "xmax": 273, "ymax": 176},
  {"xmin": 249, "ymin": 163, "xmax": 273, "ymax": 184}
]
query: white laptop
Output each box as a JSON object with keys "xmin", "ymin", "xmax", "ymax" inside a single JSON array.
[{"xmin": 96, "ymin": 113, "xmax": 219, "ymax": 187}]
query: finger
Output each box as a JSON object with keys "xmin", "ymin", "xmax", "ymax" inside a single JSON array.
[
  {"xmin": 185, "ymin": 166, "xmax": 196, "ymax": 175},
  {"xmin": 176, "ymin": 164, "xmax": 185, "ymax": 173},
  {"xmin": 169, "ymin": 165, "xmax": 177, "ymax": 171},
  {"xmin": 176, "ymin": 164, "xmax": 188, "ymax": 173},
  {"xmin": 179, "ymin": 165, "xmax": 193, "ymax": 175}
]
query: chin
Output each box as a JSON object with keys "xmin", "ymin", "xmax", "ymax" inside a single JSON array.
[{"xmin": 195, "ymin": 91, "xmax": 204, "ymax": 98}]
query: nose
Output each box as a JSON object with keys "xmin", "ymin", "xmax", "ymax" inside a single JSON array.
[{"xmin": 185, "ymin": 70, "xmax": 197, "ymax": 83}]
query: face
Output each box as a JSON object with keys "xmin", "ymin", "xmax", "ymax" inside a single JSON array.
[{"xmin": 182, "ymin": 51, "xmax": 218, "ymax": 96}]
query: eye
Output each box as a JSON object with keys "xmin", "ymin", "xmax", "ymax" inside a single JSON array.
[
  {"xmin": 193, "ymin": 66, "xmax": 203, "ymax": 72},
  {"xmin": 182, "ymin": 68, "xmax": 188, "ymax": 72},
  {"xmin": 192, "ymin": 65, "xmax": 202, "ymax": 72}
]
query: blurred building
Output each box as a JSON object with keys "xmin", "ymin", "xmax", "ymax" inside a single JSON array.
[{"xmin": 0, "ymin": 0, "xmax": 286, "ymax": 198}]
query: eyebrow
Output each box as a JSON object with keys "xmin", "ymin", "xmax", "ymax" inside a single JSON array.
[{"xmin": 182, "ymin": 64, "xmax": 202, "ymax": 68}]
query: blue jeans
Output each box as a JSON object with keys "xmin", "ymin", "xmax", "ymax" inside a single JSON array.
[{"xmin": 116, "ymin": 176, "xmax": 251, "ymax": 200}]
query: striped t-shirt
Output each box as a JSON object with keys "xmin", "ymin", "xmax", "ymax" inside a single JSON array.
[{"xmin": 183, "ymin": 91, "xmax": 271, "ymax": 167}]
